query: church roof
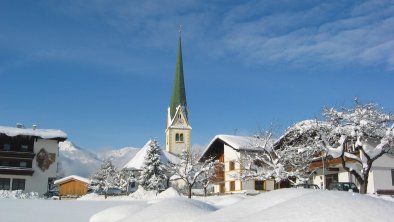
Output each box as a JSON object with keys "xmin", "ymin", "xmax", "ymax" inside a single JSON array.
[{"xmin": 169, "ymin": 34, "xmax": 188, "ymax": 120}]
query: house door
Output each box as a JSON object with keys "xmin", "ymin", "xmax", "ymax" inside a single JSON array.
[{"xmin": 219, "ymin": 183, "xmax": 225, "ymax": 193}]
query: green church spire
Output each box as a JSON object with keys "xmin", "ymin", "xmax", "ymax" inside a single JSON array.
[{"xmin": 169, "ymin": 31, "xmax": 188, "ymax": 120}]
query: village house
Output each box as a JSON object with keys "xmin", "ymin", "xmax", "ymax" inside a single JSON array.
[
  {"xmin": 0, "ymin": 124, "xmax": 67, "ymax": 195},
  {"xmin": 310, "ymin": 150, "xmax": 394, "ymax": 194},
  {"xmin": 200, "ymin": 134, "xmax": 275, "ymax": 194}
]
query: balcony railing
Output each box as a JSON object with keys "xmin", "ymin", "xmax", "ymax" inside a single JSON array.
[
  {"xmin": 0, "ymin": 166, "xmax": 34, "ymax": 176},
  {"xmin": 0, "ymin": 150, "xmax": 35, "ymax": 159}
]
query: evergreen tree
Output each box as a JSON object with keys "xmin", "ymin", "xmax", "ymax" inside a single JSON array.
[
  {"xmin": 89, "ymin": 160, "xmax": 119, "ymax": 197},
  {"xmin": 119, "ymin": 168, "xmax": 135, "ymax": 194},
  {"xmin": 138, "ymin": 139, "xmax": 167, "ymax": 191}
]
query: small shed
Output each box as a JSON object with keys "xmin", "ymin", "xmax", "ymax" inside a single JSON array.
[{"xmin": 54, "ymin": 175, "xmax": 90, "ymax": 197}]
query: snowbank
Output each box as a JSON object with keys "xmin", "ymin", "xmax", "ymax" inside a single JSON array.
[
  {"xmin": 128, "ymin": 186, "xmax": 158, "ymax": 200},
  {"xmin": 196, "ymin": 189, "xmax": 394, "ymax": 222},
  {"xmin": 156, "ymin": 187, "xmax": 181, "ymax": 199},
  {"xmin": 90, "ymin": 204, "xmax": 148, "ymax": 222},
  {"xmin": 90, "ymin": 197, "xmax": 217, "ymax": 222}
]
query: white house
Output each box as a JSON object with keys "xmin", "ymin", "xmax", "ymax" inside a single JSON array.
[
  {"xmin": 311, "ymin": 154, "xmax": 394, "ymax": 194},
  {"xmin": 200, "ymin": 135, "xmax": 275, "ymax": 194},
  {"xmin": 0, "ymin": 124, "xmax": 67, "ymax": 195}
]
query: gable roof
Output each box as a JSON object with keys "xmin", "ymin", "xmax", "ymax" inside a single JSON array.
[
  {"xmin": 167, "ymin": 106, "xmax": 192, "ymax": 129},
  {"xmin": 54, "ymin": 175, "xmax": 90, "ymax": 185},
  {"xmin": 0, "ymin": 125, "xmax": 67, "ymax": 141},
  {"xmin": 123, "ymin": 140, "xmax": 179, "ymax": 170},
  {"xmin": 200, "ymin": 134, "xmax": 274, "ymax": 159}
]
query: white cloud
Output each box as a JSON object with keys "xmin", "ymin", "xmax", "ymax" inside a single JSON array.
[{"xmin": 218, "ymin": 1, "xmax": 394, "ymax": 69}]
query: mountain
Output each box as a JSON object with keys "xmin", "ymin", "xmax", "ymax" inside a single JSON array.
[
  {"xmin": 58, "ymin": 141, "xmax": 102, "ymax": 178},
  {"xmin": 97, "ymin": 146, "xmax": 140, "ymax": 169},
  {"xmin": 58, "ymin": 141, "xmax": 141, "ymax": 178}
]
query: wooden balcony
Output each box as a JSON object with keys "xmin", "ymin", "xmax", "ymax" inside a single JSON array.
[{"xmin": 0, "ymin": 166, "xmax": 34, "ymax": 176}]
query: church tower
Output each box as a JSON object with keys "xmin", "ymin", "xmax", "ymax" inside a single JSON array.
[{"xmin": 166, "ymin": 31, "xmax": 191, "ymax": 155}]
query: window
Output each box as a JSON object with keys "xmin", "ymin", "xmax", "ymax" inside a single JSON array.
[
  {"xmin": 229, "ymin": 181, "xmax": 236, "ymax": 191},
  {"xmin": 3, "ymin": 144, "xmax": 11, "ymax": 151},
  {"xmin": 228, "ymin": 161, "xmax": 235, "ymax": 171},
  {"xmin": 0, "ymin": 178, "xmax": 11, "ymax": 190},
  {"xmin": 392, "ymin": 169, "xmax": 394, "ymax": 186},
  {"xmin": 175, "ymin": 133, "xmax": 184, "ymax": 142},
  {"xmin": 12, "ymin": 179, "xmax": 25, "ymax": 191},
  {"xmin": 20, "ymin": 161, "xmax": 27, "ymax": 168},
  {"xmin": 21, "ymin": 145, "xmax": 28, "ymax": 151},
  {"xmin": 255, "ymin": 180, "xmax": 265, "ymax": 190},
  {"xmin": 1, "ymin": 161, "xmax": 10, "ymax": 167}
]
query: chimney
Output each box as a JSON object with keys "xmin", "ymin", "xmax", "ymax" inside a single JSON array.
[
  {"xmin": 32, "ymin": 125, "xmax": 37, "ymax": 130},
  {"xmin": 16, "ymin": 123, "xmax": 24, "ymax": 128}
]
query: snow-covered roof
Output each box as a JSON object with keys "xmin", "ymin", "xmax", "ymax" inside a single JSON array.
[
  {"xmin": 0, "ymin": 125, "xmax": 67, "ymax": 140},
  {"xmin": 123, "ymin": 140, "xmax": 179, "ymax": 170},
  {"xmin": 201, "ymin": 134, "xmax": 272, "ymax": 159},
  {"xmin": 54, "ymin": 175, "xmax": 90, "ymax": 185}
]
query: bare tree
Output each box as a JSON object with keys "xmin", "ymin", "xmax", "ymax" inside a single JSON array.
[{"xmin": 167, "ymin": 149, "xmax": 217, "ymax": 198}]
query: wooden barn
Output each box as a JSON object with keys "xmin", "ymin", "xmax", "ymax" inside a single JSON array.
[{"xmin": 54, "ymin": 175, "xmax": 90, "ymax": 197}]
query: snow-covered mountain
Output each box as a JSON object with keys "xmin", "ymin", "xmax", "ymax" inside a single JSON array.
[
  {"xmin": 59, "ymin": 141, "xmax": 102, "ymax": 178},
  {"xmin": 58, "ymin": 141, "xmax": 140, "ymax": 178},
  {"xmin": 97, "ymin": 147, "xmax": 140, "ymax": 169}
]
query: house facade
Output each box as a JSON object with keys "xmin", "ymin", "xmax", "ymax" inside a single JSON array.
[
  {"xmin": 200, "ymin": 135, "xmax": 275, "ymax": 194},
  {"xmin": 0, "ymin": 125, "xmax": 67, "ymax": 195},
  {"xmin": 310, "ymin": 154, "xmax": 394, "ymax": 194}
]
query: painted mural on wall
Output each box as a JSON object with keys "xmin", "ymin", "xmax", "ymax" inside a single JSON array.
[{"xmin": 36, "ymin": 148, "xmax": 56, "ymax": 172}]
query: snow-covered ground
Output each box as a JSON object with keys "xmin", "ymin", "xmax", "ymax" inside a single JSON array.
[{"xmin": 1, "ymin": 188, "xmax": 393, "ymax": 222}]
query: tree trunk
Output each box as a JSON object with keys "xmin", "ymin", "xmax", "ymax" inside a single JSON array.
[
  {"xmin": 188, "ymin": 185, "xmax": 192, "ymax": 199},
  {"xmin": 204, "ymin": 187, "xmax": 207, "ymax": 197}
]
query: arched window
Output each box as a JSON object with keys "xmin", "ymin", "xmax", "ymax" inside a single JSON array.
[
  {"xmin": 179, "ymin": 133, "xmax": 184, "ymax": 142},
  {"xmin": 175, "ymin": 133, "xmax": 180, "ymax": 142}
]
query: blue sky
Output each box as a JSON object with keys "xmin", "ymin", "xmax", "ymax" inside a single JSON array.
[{"xmin": 1, "ymin": 0, "xmax": 393, "ymax": 151}]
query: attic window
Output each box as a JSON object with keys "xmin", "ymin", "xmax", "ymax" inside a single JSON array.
[{"xmin": 178, "ymin": 114, "xmax": 182, "ymax": 119}]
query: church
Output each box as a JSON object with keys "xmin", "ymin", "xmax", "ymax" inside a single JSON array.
[{"xmin": 165, "ymin": 32, "xmax": 192, "ymax": 156}]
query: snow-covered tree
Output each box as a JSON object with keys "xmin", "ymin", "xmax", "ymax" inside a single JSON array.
[
  {"xmin": 167, "ymin": 149, "xmax": 217, "ymax": 198},
  {"xmin": 119, "ymin": 168, "xmax": 135, "ymax": 194},
  {"xmin": 275, "ymin": 100, "xmax": 394, "ymax": 193},
  {"xmin": 89, "ymin": 160, "xmax": 120, "ymax": 198},
  {"xmin": 235, "ymin": 128, "xmax": 322, "ymax": 184},
  {"xmin": 322, "ymin": 101, "xmax": 394, "ymax": 193},
  {"xmin": 138, "ymin": 139, "xmax": 167, "ymax": 192}
]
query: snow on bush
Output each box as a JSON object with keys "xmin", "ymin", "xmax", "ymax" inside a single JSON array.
[
  {"xmin": 128, "ymin": 186, "xmax": 158, "ymax": 200},
  {"xmin": 156, "ymin": 187, "xmax": 181, "ymax": 199},
  {"xmin": 0, "ymin": 190, "xmax": 39, "ymax": 199}
]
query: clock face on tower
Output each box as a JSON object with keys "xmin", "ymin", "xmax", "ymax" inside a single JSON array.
[{"xmin": 176, "ymin": 116, "xmax": 184, "ymax": 124}]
